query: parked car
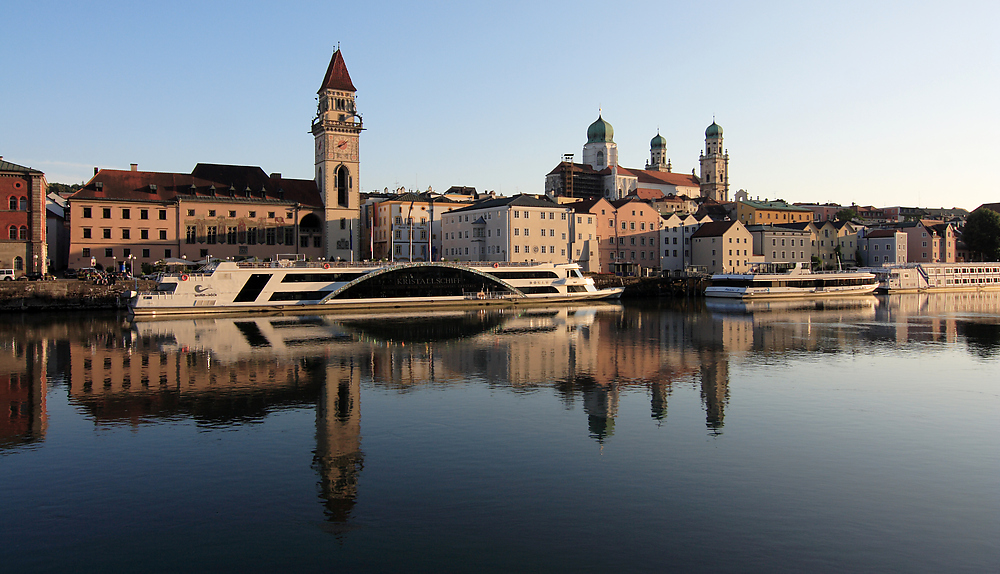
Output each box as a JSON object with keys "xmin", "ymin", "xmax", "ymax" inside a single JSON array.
[
  {"xmin": 0, "ymin": 269, "xmax": 14, "ymax": 281},
  {"xmin": 21, "ymin": 272, "xmax": 44, "ymax": 281},
  {"xmin": 63, "ymin": 268, "xmax": 78, "ymax": 279}
]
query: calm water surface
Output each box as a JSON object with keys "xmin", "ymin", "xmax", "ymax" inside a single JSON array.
[{"xmin": 2, "ymin": 294, "xmax": 998, "ymax": 573}]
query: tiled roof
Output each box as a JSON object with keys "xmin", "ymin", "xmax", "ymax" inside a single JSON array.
[
  {"xmin": 0, "ymin": 159, "xmax": 43, "ymax": 173},
  {"xmin": 447, "ymin": 193, "xmax": 560, "ymax": 214},
  {"xmin": 635, "ymin": 188, "xmax": 664, "ymax": 200},
  {"xmin": 633, "ymin": 169, "xmax": 699, "ymax": 187},
  {"xmin": 691, "ymin": 220, "xmax": 740, "ymax": 238},
  {"xmin": 865, "ymin": 229, "xmax": 900, "ymax": 238},
  {"xmin": 319, "ymin": 50, "xmax": 357, "ymax": 92},
  {"xmin": 70, "ymin": 164, "xmax": 323, "ymax": 207},
  {"xmin": 546, "ymin": 161, "xmax": 600, "ymax": 177},
  {"xmin": 739, "ymin": 199, "xmax": 813, "ymax": 212}
]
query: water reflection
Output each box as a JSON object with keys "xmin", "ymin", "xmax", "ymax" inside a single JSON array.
[{"xmin": 4, "ymin": 292, "xmax": 1000, "ymax": 526}]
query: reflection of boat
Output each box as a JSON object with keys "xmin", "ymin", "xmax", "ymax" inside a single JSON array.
[
  {"xmin": 706, "ymin": 263, "xmax": 878, "ymax": 299},
  {"xmin": 706, "ymin": 295, "xmax": 877, "ymax": 316},
  {"xmin": 862, "ymin": 262, "xmax": 1000, "ymax": 293},
  {"xmin": 129, "ymin": 260, "xmax": 623, "ymax": 317}
]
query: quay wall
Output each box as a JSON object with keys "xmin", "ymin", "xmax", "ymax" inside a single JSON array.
[{"xmin": 0, "ymin": 279, "xmax": 156, "ymax": 311}]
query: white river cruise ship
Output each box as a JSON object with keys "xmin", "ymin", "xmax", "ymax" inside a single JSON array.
[{"xmin": 129, "ymin": 259, "xmax": 623, "ymax": 318}]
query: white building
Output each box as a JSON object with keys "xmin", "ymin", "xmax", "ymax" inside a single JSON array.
[{"xmin": 441, "ymin": 195, "xmax": 573, "ymax": 263}]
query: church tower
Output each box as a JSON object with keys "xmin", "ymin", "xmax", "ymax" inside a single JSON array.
[
  {"xmin": 645, "ymin": 132, "xmax": 671, "ymax": 172},
  {"xmin": 313, "ymin": 49, "xmax": 363, "ymax": 261},
  {"xmin": 699, "ymin": 121, "xmax": 729, "ymax": 202},
  {"xmin": 582, "ymin": 114, "xmax": 617, "ymax": 171}
]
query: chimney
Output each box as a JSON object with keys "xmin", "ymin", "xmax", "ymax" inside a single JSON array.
[
  {"xmin": 269, "ymin": 173, "xmax": 281, "ymax": 179},
  {"xmin": 130, "ymin": 163, "xmax": 138, "ymax": 172},
  {"xmin": 94, "ymin": 167, "xmax": 99, "ymax": 175}
]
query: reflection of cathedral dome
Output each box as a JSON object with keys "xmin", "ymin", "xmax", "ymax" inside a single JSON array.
[
  {"xmin": 587, "ymin": 115, "xmax": 614, "ymax": 143},
  {"xmin": 650, "ymin": 132, "xmax": 667, "ymax": 148},
  {"xmin": 706, "ymin": 121, "xmax": 723, "ymax": 138}
]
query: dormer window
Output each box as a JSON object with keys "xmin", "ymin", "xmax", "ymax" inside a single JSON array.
[
  {"xmin": 149, "ymin": 184, "xmax": 157, "ymax": 192},
  {"xmin": 95, "ymin": 182, "xmax": 103, "ymax": 190}
]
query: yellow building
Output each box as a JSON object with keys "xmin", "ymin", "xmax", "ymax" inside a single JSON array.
[{"xmin": 736, "ymin": 199, "xmax": 813, "ymax": 226}]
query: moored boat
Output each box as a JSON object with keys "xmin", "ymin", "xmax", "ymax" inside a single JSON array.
[
  {"xmin": 128, "ymin": 259, "xmax": 623, "ymax": 318},
  {"xmin": 705, "ymin": 262, "xmax": 878, "ymax": 299},
  {"xmin": 860, "ymin": 262, "xmax": 1000, "ymax": 293}
]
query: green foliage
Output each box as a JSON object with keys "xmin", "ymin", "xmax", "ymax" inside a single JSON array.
[
  {"xmin": 836, "ymin": 208, "xmax": 858, "ymax": 221},
  {"xmin": 962, "ymin": 209, "xmax": 1000, "ymax": 261},
  {"xmin": 47, "ymin": 182, "xmax": 84, "ymax": 195}
]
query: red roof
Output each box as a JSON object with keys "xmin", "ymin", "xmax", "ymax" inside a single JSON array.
[
  {"xmin": 635, "ymin": 188, "xmax": 664, "ymax": 200},
  {"xmin": 690, "ymin": 220, "xmax": 741, "ymax": 238},
  {"xmin": 319, "ymin": 50, "xmax": 357, "ymax": 92},
  {"xmin": 70, "ymin": 164, "xmax": 323, "ymax": 208}
]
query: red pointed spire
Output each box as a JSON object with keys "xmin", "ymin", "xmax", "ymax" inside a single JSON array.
[{"xmin": 319, "ymin": 49, "xmax": 357, "ymax": 93}]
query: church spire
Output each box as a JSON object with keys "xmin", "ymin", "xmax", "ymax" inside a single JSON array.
[{"xmin": 319, "ymin": 49, "xmax": 357, "ymax": 93}]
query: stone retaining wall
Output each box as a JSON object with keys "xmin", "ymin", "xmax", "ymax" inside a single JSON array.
[{"xmin": 0, "ymin": 279, "xmax": 157, "ymax": 311}]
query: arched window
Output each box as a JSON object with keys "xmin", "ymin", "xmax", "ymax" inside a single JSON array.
[
  {"xmin": 8, "ymin": 197, "xmax": 15, "ymax": 210},
  {"xmin": 337, "ymin": 166, "xmax": 350, "ymax": 207},
  {"xmin": 19, "ymin": 197, "xmax": 28, "ymax": 211},
  {"xmin": 14, "ymin": 256, "xmax": 23, "ymax": 271},
  {"xmin": 19, "ymin": 226, "xmax": 28, "ymax": 240},
  {"xmin": 8, "ymin": 226, "xmax": 16, "ymax": 239}
]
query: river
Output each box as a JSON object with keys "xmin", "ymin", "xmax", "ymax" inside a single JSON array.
[{"xmin": 1, "ymin": 294, "xmax": 998, "ymax": 572}]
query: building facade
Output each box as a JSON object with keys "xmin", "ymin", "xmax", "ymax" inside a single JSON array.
[
  {"xmin": 690, "ymin": 220, "xmax": 754, "ymax": 274},
  {"xmin": 441, "ymin": 195, "xmax": 573, "ymax": 263},
  {"xmin": 659, "ymin": 213, "xmax": 713, "ymax": 273},
  {"xmin": 67, "ymin": 164, "xmax": 325, "ymax": 271},
  {"xmin": 737, "ymin": 199, "xmax": 814, "ymax": 226},
  {"xmin": 0, "ymin": 159, "xmax": 47, "ymax": 276},
  {"xmin": 312, "ymin": 50, "xmax": 363, "ymax": 261}
]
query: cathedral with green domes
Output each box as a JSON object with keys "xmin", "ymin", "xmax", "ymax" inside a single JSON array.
[{"xmin": 545, "ymin": 116, "xmax": 730, "ymax": 203}]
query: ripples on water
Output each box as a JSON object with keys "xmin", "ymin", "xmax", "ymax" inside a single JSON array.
[{"xmin": 1, "ymin": 293, "xmax": 998, "ymax": 573}]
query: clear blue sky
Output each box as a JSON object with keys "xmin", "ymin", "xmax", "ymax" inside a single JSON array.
[{"xmin": 4, "ymin": 0, "xmax": 997, "ymax": 210}]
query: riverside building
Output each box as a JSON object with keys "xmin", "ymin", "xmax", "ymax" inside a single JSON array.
[{"xmin": 67, "ymin": 49, "xmax": 364, "ymax": 271}]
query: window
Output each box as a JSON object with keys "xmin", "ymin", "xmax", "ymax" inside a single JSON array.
[
  {"xmin": 103, "ymin": 228, "xmax": 111, "ymax": 239},
  {"xmin": 82, "ymin": 248, "xmax": 91, "ymax": 257},
  {"xmin": 121, "ymin": 208, "xmax": 130, "ymax": 219},
  {"xmin": 140, "ymin": 229, "xmax": 149, "ymax": 240},
  {"xmin": 83, "ymin": 207, "xmax": 92, "ymax": 218},
  {"xmin": 208, "ymin": 210, "xmax": 216, "ymax": 217},
  {"xmin": 266, "ymin": 228, "xmax": 276, "ymax": 245},
  {"xmin": 105, "ymin": 248, "xmax": 113, "ymax": 257},
  {"xmin": 159, "ymin": 230, "xmax": 167, "ymax": 240},
  {"xmin": 123, "ymin": 248, "xmax": 131, "ymax": 257},
  {"xmin": 159, "ymin": 210, "xmax": 167, "ymax": 220},
  {"xmin": 140, "ymin": 209, "xmax": 148, "ymax": 220},
  {"xmin": 187, "ymin": 209, "xmax": 195, "ymax": 216},
  {"xmin": 122, "ymin": 229, "xmax": 130, "ymax": 239},
  {"xmin": 229, "ymin": 210, "xmax": 236, "ymax": 218},
  {"xmin": 164, "ymin": 249, "xmax": 172, "ymax": 258},
  {"xmin": 8, "ymin": 225, "xmax": 16, "ymax": 239},
  {"xmin": 268, "ymin": 212, "xmax": 275, "ymax": 219},
  {"xmin": 186, "ymin": 226, "xmax": 196, "ymax": 244},
  {"xmin": 102, "ymin": 208, "xmax": 111, "ymax": 219},
  {"xmin": 206, "ymin": 226, "xmax": 217, "ymax": 244},
  {"xmin": 83, "ymin": 228, "xmax": 92, "ymax": 239}
]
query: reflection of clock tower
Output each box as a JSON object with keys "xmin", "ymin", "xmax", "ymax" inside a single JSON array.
[{"xmin": 312, "ymin": 49, "xmax": 363, "ymax": 261}]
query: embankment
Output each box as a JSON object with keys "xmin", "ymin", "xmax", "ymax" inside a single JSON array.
[{"xmin": 0, "ymin": 279, "xmax": 156, "ymax": 311}]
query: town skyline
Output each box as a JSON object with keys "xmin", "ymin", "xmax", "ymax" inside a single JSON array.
[{"xmin": 5, "ymin": 1, "xmax": 997, "ymax": 210}]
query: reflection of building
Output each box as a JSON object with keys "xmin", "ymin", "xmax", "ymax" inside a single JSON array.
[
  {"xmin": 0, "ymin": 337, "xmax": 47, "ymax": 449},
  {"xmin": 315, "ymin": 358, "xmax": 363, "ymax": 523}
]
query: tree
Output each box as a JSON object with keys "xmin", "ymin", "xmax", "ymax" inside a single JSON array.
[
  {"xmin": 962, "ymin": 208, "xmax": 1000, "ymax": 261},
  {"xmin": 835, "ymin": 207, "xmax": 858, "ymax": 222}
]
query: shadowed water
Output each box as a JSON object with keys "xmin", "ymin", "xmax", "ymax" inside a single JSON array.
[{"xmin": 1, "ymin": 293, "xmax": 998, "ymax": 573}]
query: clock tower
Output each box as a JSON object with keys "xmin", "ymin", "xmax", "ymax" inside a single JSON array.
[{"xmin": 313, "ymin": 49, "xmax": 363, "ymax": 261}]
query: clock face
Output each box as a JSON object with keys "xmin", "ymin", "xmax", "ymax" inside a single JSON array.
[
  {"xmin": 315, "ymin": 138, "xmax": 324, "ymax": 161},
  {"xmin": 330, "ymin": 137, "xmax": 358, "ymax": 162}
]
